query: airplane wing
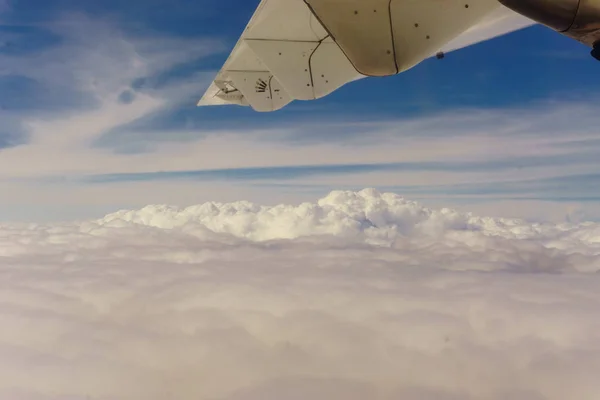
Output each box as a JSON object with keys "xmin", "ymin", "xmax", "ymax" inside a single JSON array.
[{"xmin": 198, "ymin": 0, "xmax": 535, "ymax": 112}]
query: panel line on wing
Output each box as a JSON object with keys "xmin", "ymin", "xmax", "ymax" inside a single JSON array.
[
  {"xmin": 245, "ymin": 39, "xmax": 319, "ymax": 100},
  {"xmin": 307, "ymin": 37, "xmax": 326, "ymax": 90},
  {"xmin": 198, "ymin": 0, "xmax": 532, "ymax": 111},
  {"xmin": 227, "ymin": 71, "xmax": 292, "ymax": 112},
  {"xmin": 303, "ymin": 0, "xmax": 399, "ymax": 76},
  {"xmin": 387, "ymin": 0, "xmax": 400, "ymax": 74}
]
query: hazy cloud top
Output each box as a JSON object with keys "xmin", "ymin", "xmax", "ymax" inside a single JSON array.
[{"xmin": 1, "ymin": 189, "xmax": 600, "ymax": 400}]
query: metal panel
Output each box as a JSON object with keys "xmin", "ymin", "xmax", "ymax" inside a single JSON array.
[
  {"xmin": 246, "ymin": 0, "xmax": 328, "ymax": 41},
  {"xmin": 245, "ymin": 39, "xmax": 319, "ymax": 100},
  {"xmin": 499, "ymin": 0, "xmax": 600, "ymax": 48},
  {"xmin": 199, "ymin": 0, "xmax": 540, "ymax": 111},
  {"xmin": 304, "ymin": 0, "xmax": 398, "ymax": 77},
  {"xmin": 498, "ymin": 0, "xmax": 580, "ymax": 32},
  {"xmin": 305, "ymin": 0, "xmax": 500, "ymax": 76},
  {"xmin": 214, "ymin": 80, "xmax": 248, "ymax": 106},
  {"xmin": 568, "ymin": 0, "xmax": 600, "ymax": 46},
  {"xmin": 309, "ymin": 42, "xmax": 363, "ymax": 99},
  {"xmin": 228, "ymin": 72, "xmax": 292, "ymax": 112},
  {"xmin": 390, "ymin": 0, "xmax": 501, "ymax": 72},
  {"xmin": 269, "ymin": 76, "xmax": 294, "ymax": 111},
  {"xmin": 225, "ymin": 41, "xmax": 270, "ymax": 72},
  {"xmin": 440, "ymin": 6, "xmax": 535, "ymax": 53}
]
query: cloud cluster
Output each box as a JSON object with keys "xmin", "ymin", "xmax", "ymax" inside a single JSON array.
[{"xmin": 1, "ymin": 190, "xmax": 600, "ymax": 400}]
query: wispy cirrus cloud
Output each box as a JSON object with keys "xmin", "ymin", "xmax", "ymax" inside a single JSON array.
[
  {"xmin": 3, "ymin": 97, "xmax": 600, "ymax": 221},
  {"xmin": 0, "ymin": 0, "xmax": 9, "ymax": 14},
  {"xmin": 4, "ymin": 99, "xmax": 600, "ymax": 176},
  {"xmin": 1, "ymin": 6, "xmax": 600, "ymax": 222},
  {"xmin": 0, "ymin": 11, "xmax": 223, "ymax": 149}
]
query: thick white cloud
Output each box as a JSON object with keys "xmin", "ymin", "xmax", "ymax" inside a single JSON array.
[{"xmin": 1, "ymin": 189, "xmax": 600, "ymax": 400}]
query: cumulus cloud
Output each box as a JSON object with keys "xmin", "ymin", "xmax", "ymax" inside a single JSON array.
[{"xmin": 1, "ymin": 189, "xmax": 600, "ymax": 400}]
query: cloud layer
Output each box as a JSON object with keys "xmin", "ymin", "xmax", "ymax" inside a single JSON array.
[
  {"xmin": 2, "ymin": 10, "xmax": 600, "ymax": 222},
  {"xmin": 2, "ymin": 189, "xmax": 600, "ymax": 400}
]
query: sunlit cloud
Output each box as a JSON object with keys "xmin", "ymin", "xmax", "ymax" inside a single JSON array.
[
  {"xmin": 2, "ymin": 3, "xmax": 600, "ymax": 399},
  {"xmin": 1, "ymin": 190, "xmax": 599, "ymax": 400}
]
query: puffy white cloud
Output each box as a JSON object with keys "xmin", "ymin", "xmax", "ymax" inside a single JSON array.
[{"xmin": 1, "ymin": 190, "xmax": 600, "ymax": 400}]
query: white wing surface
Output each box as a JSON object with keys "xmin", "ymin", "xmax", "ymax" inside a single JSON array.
[{"xmin": 198, "ymin": 0, "xmax": 535, "ymax": 112}]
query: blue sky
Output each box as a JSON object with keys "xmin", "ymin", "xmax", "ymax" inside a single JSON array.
[{"xmin": 1, "ymin": 0, "xmax": 600, "ymax": 222}]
